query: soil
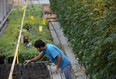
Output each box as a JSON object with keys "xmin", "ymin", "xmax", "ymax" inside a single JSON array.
[
  {"xmin": 0, "ymin": 62, "xmax": 50, "ymax": 79},
  {"xmin": 8, "ymin": 57, "xmax": 14, "ymax": 64},
  {"xmin": 0, "ymin": 56, "xmax": 5, "ymax": 64}
]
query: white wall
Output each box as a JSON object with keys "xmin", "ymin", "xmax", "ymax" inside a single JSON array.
[
  {"xmin": 0, "ymin": 0, "xmax": 12, "ymax": 22},
  {"xmin": 0, "ymin": 0, "xmax": 4, "ymax": 22},
  {"xmin": 39, "ymin": 0, "xmax": 50, "ymax": 4},
  {"xmin": 3, "ymin": 0, "xmax": 7, "ymax": 16}
]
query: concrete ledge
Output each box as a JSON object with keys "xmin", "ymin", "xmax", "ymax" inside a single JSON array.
[{"xmin": 47, "ymin": 63, "xmax": 66, "ymax": 79}]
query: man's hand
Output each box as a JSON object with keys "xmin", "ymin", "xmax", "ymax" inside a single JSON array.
[
  {"xmin": 24, "ymin": 60, "xmax": 31, "ymax": 64},
  {"xmin": 53, "ymin": 68, "xmax": 58, "ymax": 74},
  {"xmin": 24, "ymin": 53, "xmax": 45, "ymax": 64}
]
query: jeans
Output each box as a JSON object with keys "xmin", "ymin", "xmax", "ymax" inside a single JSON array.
[{"xmin": 62, "ymin": 64, "xmax": 72, "ymax": 79}]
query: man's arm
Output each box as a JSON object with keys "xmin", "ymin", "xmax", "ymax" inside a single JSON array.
[
  {"xmin": 53, "ymin": 54, "xmax": 62, "ymax": 73},
  {"xmin": 56, "ymin": 54, "xmax": 62, "ymax": 69},
  {"xmin": 24, "ymin": 53, "xmax": 45, "ymax": 64}
]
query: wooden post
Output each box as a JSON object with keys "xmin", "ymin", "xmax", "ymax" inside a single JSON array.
[{"xmin": 18, "ymin": 0, "xmax": 20, "ymax": 6}]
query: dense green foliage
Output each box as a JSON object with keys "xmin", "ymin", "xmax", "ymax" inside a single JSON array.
[
  {"xmin": 50, "ymin": 0, "xmax": 116, "ymax": 79},
  {"xmin": 0, "ymin": 4, "xmax": 52, "ymax": 63}
]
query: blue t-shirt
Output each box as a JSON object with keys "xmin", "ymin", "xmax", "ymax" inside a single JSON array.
[{"xmin": 41, "ymin": 44, "xmax": 71, "ymax": 69}]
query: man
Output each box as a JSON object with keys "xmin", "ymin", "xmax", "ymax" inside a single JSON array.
[{"xmin": 25, "ymin": 39, "xmax": 72, "ymax": 79}]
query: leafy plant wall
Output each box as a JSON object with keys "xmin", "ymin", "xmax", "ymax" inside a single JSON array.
[{"xmin": 50, "ymin": 0, "xmax": 116, "ymax": 79}]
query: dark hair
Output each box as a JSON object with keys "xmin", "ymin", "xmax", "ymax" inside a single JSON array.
[{"xmin": 34, "ymin": 40, "xmax": 45, "ymax": 48}]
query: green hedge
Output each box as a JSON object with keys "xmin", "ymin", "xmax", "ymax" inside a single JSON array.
[{"xmin": 50, "ymin": 0, "xmax": 116, "ymax": 79}]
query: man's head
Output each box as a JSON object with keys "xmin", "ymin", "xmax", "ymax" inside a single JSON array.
[{"xmin": 34, "ymin": 40, "xmax": 46, "ymax": 52}]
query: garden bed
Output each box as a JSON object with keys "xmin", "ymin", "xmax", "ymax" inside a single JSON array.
[{"xmin": 0, "ymin": 4, "xmax": 53, "ymax": 63}]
